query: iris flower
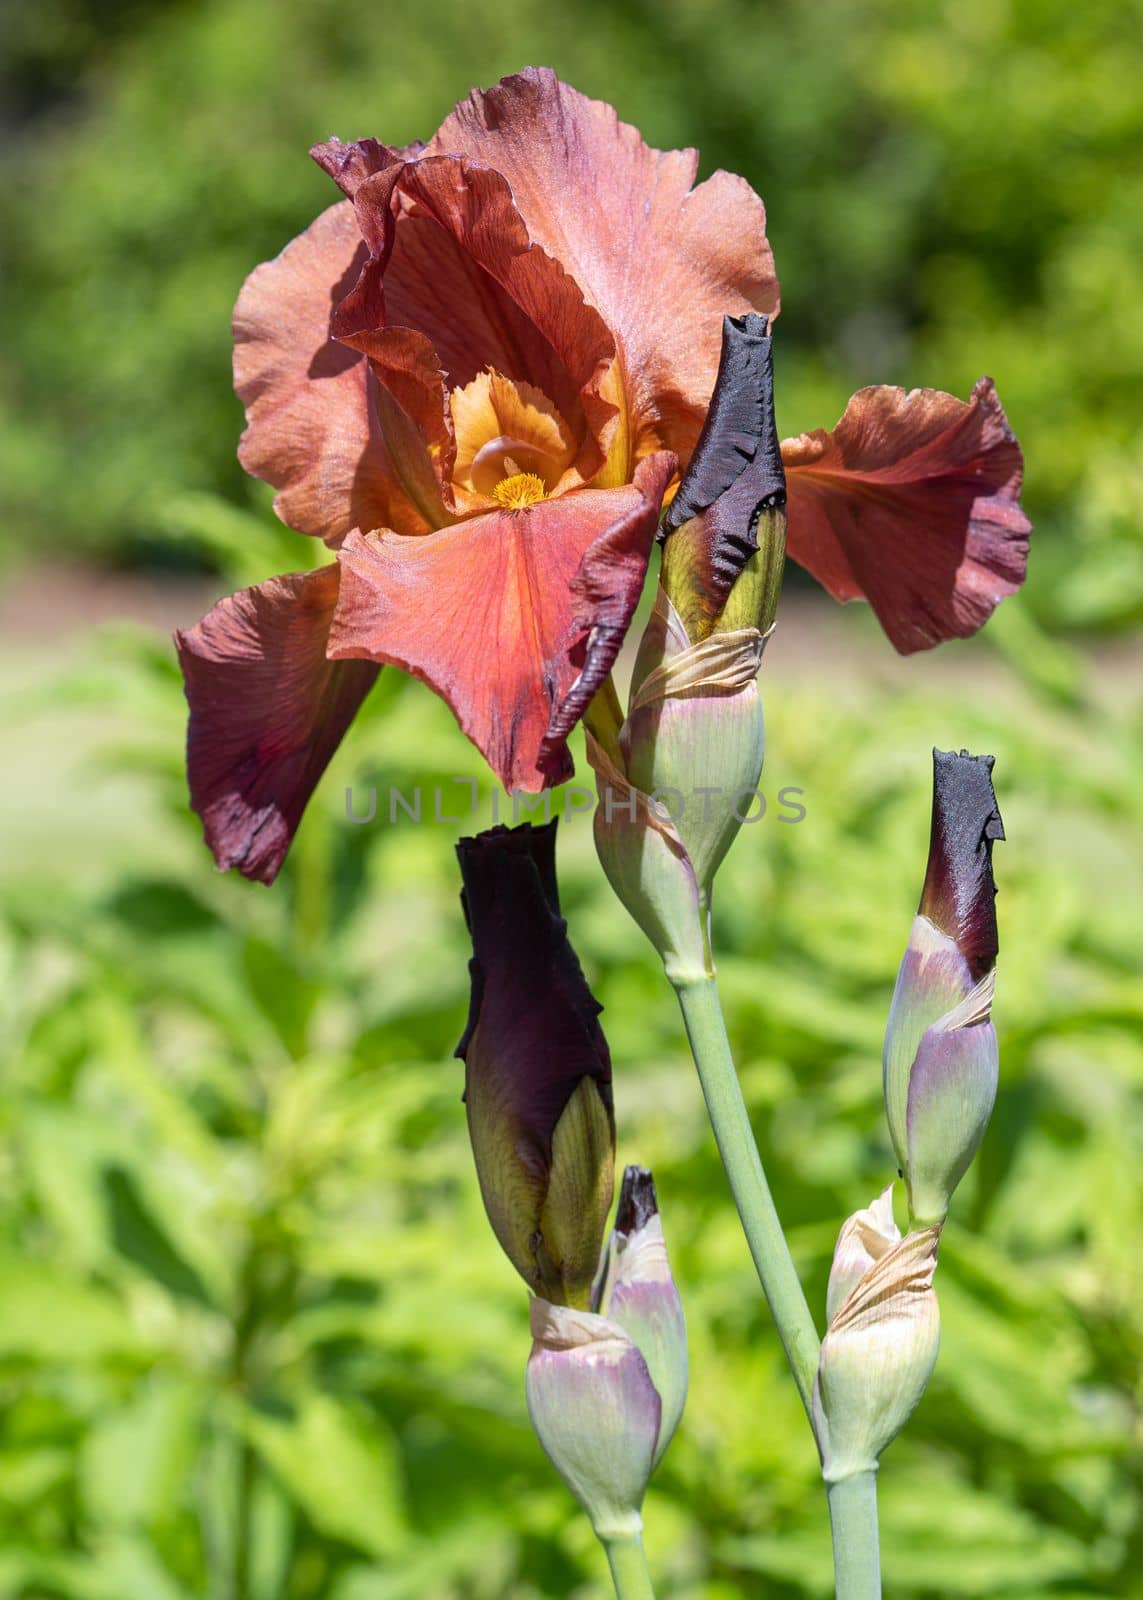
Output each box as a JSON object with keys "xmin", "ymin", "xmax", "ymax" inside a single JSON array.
[{"xmin": 176, "ymin": 68, "xmax": 1029, "ymax": 882}]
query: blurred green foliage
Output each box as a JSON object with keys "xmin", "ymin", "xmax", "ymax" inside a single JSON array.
[
  {"xmin": 2, "ymin": 0, "xmax": 1142, "ymax": 1595},
  {"xmin": 1, "ymin": 567, "xmax": 1140, "ymax": 1594},
  {"xmin": 1, "ymin": 0, "xmax": 1142, "ymax": 628}
]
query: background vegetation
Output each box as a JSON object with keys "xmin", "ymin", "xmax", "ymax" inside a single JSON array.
[{"xmin": 1, "ymin": 0, "xmax": 1140, "ymax": 1596}]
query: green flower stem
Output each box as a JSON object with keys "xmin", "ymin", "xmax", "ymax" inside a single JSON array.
[
  {"xmin": 603, "ymin": 1531, "xmax": 657, "ymax": 1600},
  {"xmin": 673, "ymin": 972, "xmax": 820, "ymax": 1415},
  {"xmin": 827, "ymin": 1473, "xmax": 882, "ymax": 1599}
]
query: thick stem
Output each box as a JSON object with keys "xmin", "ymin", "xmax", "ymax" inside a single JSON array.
[
  {"xmin": 603, "ymin": 1531, "xmax": 657, "ymax": 1600},
  {"xmin": 827, "ymin": 1473, "xmax": 882, "ymax": 1599},
  {"xmin": 674, "ymin": 973, "xmax": 820, "ymax": 1415}
]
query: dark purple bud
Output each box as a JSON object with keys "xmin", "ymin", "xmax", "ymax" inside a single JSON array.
[
  {"xmin": 660, "ymin": 313, "xmax": 787, "ymax": 641},
  {"xmin": 456, "ymin": 821, "xmax": 614, "ymax": 1306},
  {"xmin": 615, "ymin": 1166, "xmax": 658, "ymax": 1235},
  {"xmin": 885, "ymin": 751, "xmax": 1005, "ymax": 1225},
  {"xmin": 919, "ymin": 749, "xmax": 1005, "ymax": 979}
]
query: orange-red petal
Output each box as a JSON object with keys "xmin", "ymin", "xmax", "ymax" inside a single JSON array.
[
  {"xmin": 233, "ymin": 201, "xmax": 431, "ymax": 543},
  {"xmin": 781, "ymin": 378, "xmax": 1031, "ymax": 652},
  {"xmin": 327, "ymin": 454, "xmax": 675, "ymax": 792},
  {"xmin": 175, "ymin": 565, "xmax": 377, "ymax": 883},
  {"xmin": 429, "ymin": 69, "xmax": 779, "ymax": 468}
]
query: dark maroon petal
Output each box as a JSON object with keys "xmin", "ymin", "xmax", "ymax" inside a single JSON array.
[
  {"xmin": 456, "ymin": 820, "xmax": 612, "ymax": 1143},
  {"xmin": 781, "ymin": 378, "xmax": 1031, "ymax": 652},
  {"xmin": 175, "ymin": 566, "xmax": 377, "ymax": 884},
  {"xmin": 539, "ymin": 453, "xmax": 677, "ymax": 778},
  {"xmin": 919, "ymin": 748, "xmax": 1005, "ymax": 978},
  {"xmin": 457, "ymin": 822, "xmax": 615, "ymax": 1301},
  {"xmin": 663, "ymin": 314, "xmax": 784, "ymax": 535}
]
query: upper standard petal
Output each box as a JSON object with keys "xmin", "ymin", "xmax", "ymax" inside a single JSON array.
[
  {"xmin": 320, "ymin": 150, "xmax": 619, "ymax": 508},
  {"xmin": 428, "ymin": 68, "xmax": 779, "ymax": 472}
]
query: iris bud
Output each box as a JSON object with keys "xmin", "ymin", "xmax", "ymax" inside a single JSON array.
[
  {"xmin": 586, "ymin": 316, "xmax": 787, "ymax": 972},
  {"xmin": 526, "ymin": 1167, "xmax": 687, "ymax": 1537},
  {"xmin": 884, "ymin": 750, "xmax": 1005, "ymax": 1226},
  {"xmin": 813, "ymin": 1187, "xmax": 940, "ymax": 1483},
  {"xmin": 594, "ymin": 1167, "xmax": 688, "ymax": 1466},
  {"xmin": 457, "ymin": 821, "xmax": 614, "ymax": 1307},
  {"xmin": 659, "ymin": 312, "xmax": 787, "ymax": 644}
]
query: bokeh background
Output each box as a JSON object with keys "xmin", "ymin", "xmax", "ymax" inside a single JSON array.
[{"xmin": 1, "ymin": 1, "xmax": 1141, "ymax": 1596}]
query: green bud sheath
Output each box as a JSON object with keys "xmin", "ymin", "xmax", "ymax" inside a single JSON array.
[
  {"xmin": 526, "ymin": 1300, "xmax": 660, "ymax": 1540},
  {"xmin": 587, "ymin": 728, "xmax": 711, "ymax": 984},
  {"xmin": 527, "ymin": 1166, "xmax": 688, "ymax": 1536},
  {"xmin": 587, "ymin": 313, "xmax": 789, "ymax": 957},
  {"xmin": 623, "ymin": 588, "xmax": 768, "ymax": 900}
]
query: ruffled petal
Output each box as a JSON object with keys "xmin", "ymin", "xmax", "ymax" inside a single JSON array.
[
  {"xmin": 175, "ymin": 565, "xmax": 377, "ymax": 883},
  {"xmin": 315, "ymin": 146, "xmax": 618, "ymax": 497},
  {"xmin": 781, "ymin": 378, "xmax": 1031, "ymax": 652},
  {"xmin": 233, "ymin": 201, "xmax": 430, "ymax": 542},
  {"xmin": 429, "ymin": 69, "xmax": 779, "ymax": 467},
  {"xmin": 328, "ymin": 454, "xmax": 674, "ymax": 792}
]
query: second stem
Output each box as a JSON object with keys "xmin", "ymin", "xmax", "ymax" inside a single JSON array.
[
  {"xmin": 603, "ymin": 1532, "xmax": 657, "ymax": 1600},
  {"xmin": 674, "ymin": 972, "xmax": 820, "ymax": 1416}
]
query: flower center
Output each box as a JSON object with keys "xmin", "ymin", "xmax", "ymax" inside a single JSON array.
[
  {"xmin": 449, "ymin": 371, "xmax": 577, "ymax": 502},
  {"xmin": 492, "ymin": 469, "xmax": 547, "ymax": 512}
]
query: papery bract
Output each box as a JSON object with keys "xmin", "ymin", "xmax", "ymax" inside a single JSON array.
[{"xmin": 813, "ymin": 1205, "xmax": 941, "ymax": 1483}]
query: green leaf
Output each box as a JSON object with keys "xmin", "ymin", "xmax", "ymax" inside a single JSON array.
[
  {"xmin": 0, "ymin": 1257, "xmax": 146, "ymax": 1361},
  {"xmin": 242, "ymin": 1396, "xmax": 408, "ymax": 1560}
]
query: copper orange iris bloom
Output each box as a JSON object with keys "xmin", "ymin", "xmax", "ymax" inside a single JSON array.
[{"xmin": 176, "ymin": 69, "xmax": 1029, "ymax": 882}]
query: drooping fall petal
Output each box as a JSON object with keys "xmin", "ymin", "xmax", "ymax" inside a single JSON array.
[
  {"xmin": 781, "ymin": 378, "xmax": 1031, "ymax": 651},
  {"xmin": 175, "ymin": 565, "xmax": 378, "ymax": 884},
  {"xmin": 328, "ymin": 453, "xmax": 674, "ymax": 791},
  {"xmin": 456, "ymin": 822, "xmax": 614, "ymax": 1306},
  {"xmin": 429, "ymin": 68, "xmax": 779, "ymax": 467},
  {"xmin": 233, "ymin": 202, "xmax": 432, "ymax": 542}
]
